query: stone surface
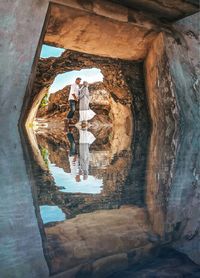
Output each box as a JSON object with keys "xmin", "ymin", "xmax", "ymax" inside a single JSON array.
[
  {"xmin": 144, "ymin": 13, "xmax": 200, "ymax": 264},
  {"xmin": 166, "ymin": 14, "xmax": 200, "ymax": 265},
  {"xmin": 0, "ymin": 0, "xmax": 199, "ymax": 276},
  {"xmin": 36, "ymin": 81, "xmax": 133, "ymax": 145},
  {"xmin": 145, "ymin": 32, "xmax": 179, "ymax": 237},
  {"xmin": 92, "ymin": 253, "xmax": 128, "ymax": 278},
  {"xmin": 25, "ymin": 49, "xmax": 141, "ymax": 127},
  {"xmin": 109, "ymin": 248, "xmax": 200, "ymax": 278},
  {"xmin": 0, "ymin": 1, "xmax": 50, "ymax": 277},
  {"xmin": 44, "ymin": 4, "xmax": 159, "ymax": 60},
  {"xmin": 44, "ymin": 206, "xmax": 153, "ymax": 274},
  {"xmin": 110, "ymin": 0, "xmax": 199, "ymax": 21}
]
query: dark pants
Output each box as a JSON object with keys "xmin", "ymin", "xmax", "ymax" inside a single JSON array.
[
  {"xmin": 67, "ymin": 132, "xmax": 77, "ymax": 156},
  {"xmin": 67, "ymin": 100, "xmax": 76, "ymax": 119}
]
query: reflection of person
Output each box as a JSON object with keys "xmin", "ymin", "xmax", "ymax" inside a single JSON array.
[
  {"xmin": 79, "ymin": 143, "xmax": 89, "ymax": 180},
  {"xmin": 79, "ymin": 81, "xmax": 95, "ymax": 128},
  {"xmin": 79, "ymin": 129, "xmax": 96, "ymax": 180},
  {"xmin": 67, "ymin": 131, "xmax": 76, "ymax": 156},
  {"xmin": 67, "ymin": 131, "xmax": 80, "ymax": 182},
  {"xmin": 67, "ymin": 77, "xmax": 81, "ymax": 124}
]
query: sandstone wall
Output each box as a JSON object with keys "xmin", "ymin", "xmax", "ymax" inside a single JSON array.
[
  {"xmin": 0, "ymin": 0, "xmax": 199, "ymax": 276},
  {"xmin": 145, "ymin": 32, "xmax": 179, "ymax": 236},
  {"xmin": 44, "ymin": 206, "xmax": 154, "ymax": 276},
  {"xmin": 145, "ymin": 13, "xmax": 200, "ymax": 262},
  {"xmin": 26, "ymin": 49, "xmax": 141, "ymax": 127},
  {"xmin": 44, "ymin": 4, "xmax": 159, "ymax": 60}
]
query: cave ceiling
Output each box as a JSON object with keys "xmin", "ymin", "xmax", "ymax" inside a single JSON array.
[
  {"xmin": 109, "ymin": 0, "xmax": 199, "ymax": 21},
  {"xmin": 44, "ymin": 4, "xmax": 160, "ymax": 60},
  {"xmin": 44, "ymin": 1, "xmax": 199, "ymax": 60}
]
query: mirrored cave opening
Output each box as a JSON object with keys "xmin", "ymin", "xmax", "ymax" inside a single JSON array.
[
  {"xmin": 28, "ymin": 44, "xmax": 149, "ymax": 221},
  {"xmin": 24, "ymin": 43, "xmax": 151, "ymax": 276}
]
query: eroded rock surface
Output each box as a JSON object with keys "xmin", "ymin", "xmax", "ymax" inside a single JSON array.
[
  {"xmin": 144, "ymin": 13, "xmax": 200, "ymax": 265},
  {"xmin": 44, "ymin": 4, "xmax": 159, "ymax": 60},
  {"xmin": 110, "ymin": 0, "xmax": 199, "ymax": 21},
  {"xmin": 27, "ymin": 49, "xmax": 143, "ymax": 127},
  {"xmin": 44, "ymin": 206, "xmax": 154, "ymax": 275}
]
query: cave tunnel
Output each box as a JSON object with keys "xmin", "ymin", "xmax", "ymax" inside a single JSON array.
[{"xmin": 0, "ymin": 1, "xmax": 200, "ymax": 278}]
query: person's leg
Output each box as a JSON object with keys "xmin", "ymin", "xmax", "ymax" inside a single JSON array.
[
  {"xmin": 67, "ymin": 132, "xmax": 76, "ymax": 156},
  {"xmin": 67, "ymin": 100, "xmax": 76, "ymax": 119}
]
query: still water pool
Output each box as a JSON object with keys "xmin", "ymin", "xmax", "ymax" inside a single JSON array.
[{"xmin": 23, "ymin": 124, "xmax": 200, "ymax": 277}]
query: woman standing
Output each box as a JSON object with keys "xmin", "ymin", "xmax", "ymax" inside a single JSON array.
[{"xmin": 79, "ymin": 81, "xmax": 95, "ymax": 128}]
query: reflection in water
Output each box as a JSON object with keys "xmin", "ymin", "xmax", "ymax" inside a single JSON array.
[
  {"xmin": 27, "ymin": 120, "xmax": 200, "ymax": 277},
  {"xmin": 47, "ymin": 129, "xmax": 103, "ymax": 194},
  {"xmin": 49, "ymin": 162, "xmax": 103, "ymax": 194},
  {"xmin": 40, "ymin": 205, "xmax": 65, "ymax": 224}
]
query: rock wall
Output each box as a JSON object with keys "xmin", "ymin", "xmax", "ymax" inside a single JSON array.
[
  {"xmin": 37, "ymin": 82, "xmax": 112, "ymax": 123},
  {"xmin": 0, "ymin": 0, "xmax": 199, "ymax": 276},
  {"xmin": 166, "ymin": 14, "xmax": 200, "ymax": 264},
  {"xmin": 145, "ymin": 32, "xmax": 179, "ymax": 236},
  {"xmin": 26, "ymin": 49, "xmax": 142, "ymax": 127},
  {"xmin": 145, "ymin": 13, "xmax": 200, "ymax": 263},
  {"xmin": 44, "ymin": 206, "xmax": 154, "ymax": 276},
  {"xmin": 37, "ymin": 81, "xmax": 133, "ymax": 139},
  {"xmin": 44, "ymin": 3, "xmax": 159, "ymax": 60},
  {"xmin": 0, "ymin": 1, "xmax": 50, "ymax": 277}
]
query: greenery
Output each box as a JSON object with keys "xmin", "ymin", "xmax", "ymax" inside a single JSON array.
[
  {"xmin": 40, "ymin": 93, "xmax": 48, "ymax": 108},
  {"xmin": 40, "ymin": 147, "xmax": 49, "ymax": 167}
]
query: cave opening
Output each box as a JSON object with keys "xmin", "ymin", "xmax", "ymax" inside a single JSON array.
[
  {"xmin": 19, "ymin": 2, "xmax": 152, "ymax": 277},
  {"xmin": 29, "ymin": 43, "xmax": 149, "ymax": 211},
  {"xmin": 2, "ymin": 0, "xmax": 199, "ymax": 277}
]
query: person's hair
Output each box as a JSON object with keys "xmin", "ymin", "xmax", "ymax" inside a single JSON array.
[{"xmin": 76, "ymin": 77, "xmax": 81, "ymax": 81}]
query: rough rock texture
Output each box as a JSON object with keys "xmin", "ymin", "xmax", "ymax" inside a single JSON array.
[
  {"xmin": 36, "ymin": 82, "xmax": 133, "ymax": 143},
  {"xmin": 32, "ymin": 121, "xmax": 134, "ymax": 219},
  {"xmin": 145, "ymin": 13, "xmax": 200, "ymax": 265},
  {"xmin": 44, "ymin": 1, "xmax": 199, "ymax": 63},
  {"xmin": 109, "ymin": 248, "xmax": 200, "ymax": 278},
  {"xmin": 0, "ymin": 1, "xmax": 50, "ymax": 277},
  {"xmin": 166, "ymin": 14, "xmax": 200, "ymax": 265},
  {"xmin": 145, "ymin": 33, "xmax": 179, "ymax": 237},
  {"xmin": 44, "ymin": 4, "xmax": 159, "ymax": 60},
  {"xmin": 26, "ymin": 49, "xmax": 140, "ymax": 126},
  {"xmin": 1, "ymin": 0, "xmax": 199, "ymax": 276},
  {"xmin": 110, "ymin": 0, "xmax": 199, "ymax": 21},
  {"xmin": 37, "ymin": 82, "xmax": 112, "ymax": 125},
  {"xmin": 44, "ymin": 206, "xmax": 154, "ymax": 275}
]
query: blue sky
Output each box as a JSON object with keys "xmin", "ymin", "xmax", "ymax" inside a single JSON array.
[
  {"xmin": 49, "ymin": 162, "xmax": 103, "ymax": 194},
  {"xmin": 49, "ymin": 69, "xmax": 103, "ymax": 93},
  {"xmin": 40, "ymin": 44, "xmax": 65, "ymax": 58},
  {"xmin": 40, "ymin": 205, "xmax": 65, "ymax": 224},
  {"xmin": 40, "ymin": 44, "xmax": 103, "ymax": 94}
]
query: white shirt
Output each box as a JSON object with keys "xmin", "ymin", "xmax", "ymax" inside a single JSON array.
[{"xmin": 68, "ymin": 83, "xmax": 79, "ymax": 101}]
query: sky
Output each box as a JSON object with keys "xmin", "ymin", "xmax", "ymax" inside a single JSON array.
[
  {"xmin": 49, "ymin": 69, "xmax": 103, "ymax": 94},
  {"xmin": 40, "ymin": 205, "xmax": 65, "ymax": 224},
  {"xmin": 49, "ymin": 162, "xmax": 103, "ymax": 194},
  {"xmin": 40, "ymin": 44, "xmax": 65, "ymax": 58},
  {"xmin": 40, "ymin": 44, "xmax": 103, "ymax": 94}
]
